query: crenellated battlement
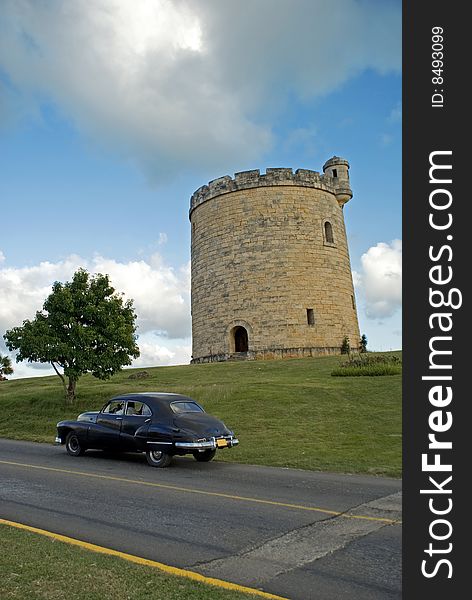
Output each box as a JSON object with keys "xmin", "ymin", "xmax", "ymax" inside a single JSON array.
[{"xmin": 189, "ymin": 159, "xmax": 352, "ymax": 216}]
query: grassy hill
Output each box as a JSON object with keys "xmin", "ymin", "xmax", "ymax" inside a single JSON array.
[{"xmin": 0, "ymin": 353, "xmax": 401, "ymax": 477}]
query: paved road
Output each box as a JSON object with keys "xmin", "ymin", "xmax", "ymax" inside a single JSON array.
[{"xmin": 0, "ymin": 438, "xmax": 401, "ymax": 599}]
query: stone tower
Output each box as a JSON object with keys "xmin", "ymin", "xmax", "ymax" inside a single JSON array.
[{"xmin": 189, "ymin": 157, "xmax": 360, "ymax": 363}]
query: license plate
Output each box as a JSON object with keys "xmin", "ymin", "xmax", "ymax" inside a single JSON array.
[{"xmin": 216, "ymin": 438, "xmax": 228, "ymax": 448}]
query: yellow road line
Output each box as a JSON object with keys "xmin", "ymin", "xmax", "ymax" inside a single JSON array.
[
  {"xmin": 0, "ymin": 459, "xmax": 401, "ymax": 524},
  {"xmin": 0, "ymin": 518, "xmax": 287, "ymax": 600}
]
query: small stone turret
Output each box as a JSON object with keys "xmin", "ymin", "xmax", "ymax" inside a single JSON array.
[{"xmin": 323, "ymin": 156, "xmax": 352, "ymax": 207}]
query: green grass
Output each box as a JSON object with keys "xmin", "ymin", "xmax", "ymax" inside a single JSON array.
[
  {"xmin": 331, "ymin": 364, "xmax": 402, "ymax": 376},
  {"xmin": 0, "ymin": 352, "xmax": 402, "ymax": 477},
  {"xmin": 0, "ymin": 524, "xmax": 260, "ymax": 600},
  {"xmin": 331, "ymin": 353, "xmax": 402, "ymax": 377}
]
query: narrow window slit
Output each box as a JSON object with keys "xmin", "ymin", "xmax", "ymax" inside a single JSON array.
[
  {"xmin": 324, "ymin": 221, "xmax": 334, "ymax": 244},
  {"xmin": 307, "ymin": 308, "xmax": 315, "ymax": 326}
]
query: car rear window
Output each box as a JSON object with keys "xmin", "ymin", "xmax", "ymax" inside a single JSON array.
[{"xmin": 170, "ymin": 401, "xmax": 204, "ymax": 414}]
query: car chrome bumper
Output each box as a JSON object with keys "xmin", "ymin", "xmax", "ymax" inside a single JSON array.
[
  {"xmin": 175, "ymin": 440, "xmax": 216, "ymax": 449},
  {"xmin": 54, "ymin": 436, "xmax": 62, "ymax": 445},
  {"xmin": 175, "ymin": 436, "xmax": 239, "ymax": 450}
]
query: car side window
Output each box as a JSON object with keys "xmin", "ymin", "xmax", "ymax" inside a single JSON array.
[
  {"xmin": 103, "ymin": 400, "xmax": 125, "ymax": 415},
  {"xmin": 126, "ymin": 401, "xmax": 152, "ymax": 417},
  {"xmin": 141, "ymin": 404, "xmax": 152, "ymax": 416}
]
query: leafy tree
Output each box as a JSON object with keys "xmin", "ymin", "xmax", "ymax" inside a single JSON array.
[
  {"xmin": 4, "ymin": 269, "xmax": 140, "ymax": 403},
  {"xmin": 341, "ymin": 336, "xmax": 350, "ymax": 355},
  {"xmin": 360, "ymin": 334, "xmax": 368, "ymax": 353},
  {"xmin": 0, "ymin": 353, "xmax": 13, "ymax": 381}
]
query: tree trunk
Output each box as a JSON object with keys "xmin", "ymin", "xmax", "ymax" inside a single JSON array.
[
  {"xmin": 51, "ymin": 362, "xmax": 68, "ymax": 399},
  {"xmin": 67, "ymin": 378, "xmax": 77, "ymax": 404}
]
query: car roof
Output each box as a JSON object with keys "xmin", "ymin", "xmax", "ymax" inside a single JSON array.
[{"xmin": 110, "ymin": 392, "xmax": 198, "ymax": 408}]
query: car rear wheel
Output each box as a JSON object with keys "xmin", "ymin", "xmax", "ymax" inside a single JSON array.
[
  {"xmin": 193, "ymin": 449, "xmax": 216, "ymax": 462},
  {"xmin": 65, "ymin": 432, "xmax": 85, "ymax": 457},
  {"xmin": 146, "ymin": 449, "xmax": 172, "ymax": 468}
]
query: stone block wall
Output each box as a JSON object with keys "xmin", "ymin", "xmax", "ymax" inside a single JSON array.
[{"xmin": 189, "ymin": 162, "xmax": 360, "ymax": 363}]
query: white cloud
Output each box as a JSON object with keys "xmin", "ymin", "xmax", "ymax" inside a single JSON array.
[
  {"xmin": 389, "ymin": 101, "xmax": 402, "ymax": 123},
  {"xmin": 0, "ymin": 250, "xmax": 191, "ymax": 378},
  {"xmin": 283, "ymin": 125, "xmax": 318, "ymax": 157},
  {"xmin": 0, "ymin": 0, "xmax": 401, "ymax": 179},
  {"xmin": 92, "ymin": 254, "xmax": 191, "ymax": 338},
  {"xmin": 380, "ymin": 133, "xmax": 394, "ymax": 146},
  {"xmin": 353, "ymin": 239, "xmax": 402, "ymax": 319},
  {"xmin": 132, "ymin": 333, "xmax": 191, "ymax": 368}
]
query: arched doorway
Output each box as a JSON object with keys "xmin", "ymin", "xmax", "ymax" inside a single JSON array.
[{"xmin": 233, "ymin": 326, "xmax": 248, "ymax": 352}]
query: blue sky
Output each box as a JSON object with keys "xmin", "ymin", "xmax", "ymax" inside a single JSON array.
[{"xmin": 0, "ymin": 0, "xmax": 402, "ymax": 377}]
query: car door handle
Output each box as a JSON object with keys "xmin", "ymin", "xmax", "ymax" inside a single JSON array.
[{"xmin": 116, "ymin": 417, "xmax": 123, "ymax": 420}]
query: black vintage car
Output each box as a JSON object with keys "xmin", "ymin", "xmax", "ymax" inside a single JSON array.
[{"xmin": 55, "ymin": 392, "xmax": 239, "ymax": 467}]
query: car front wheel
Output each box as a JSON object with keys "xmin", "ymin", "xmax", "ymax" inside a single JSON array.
[
  {"xmin": 193, "ymin": 449, "xmax": 216, "ymax": 462},
  {"xmin": 146, "ymin": 449, "xmax": 172, "ymax": 468},
  {"xmin": 65, "ymin": 432, "xmax": 85, "ymax": 457}
]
